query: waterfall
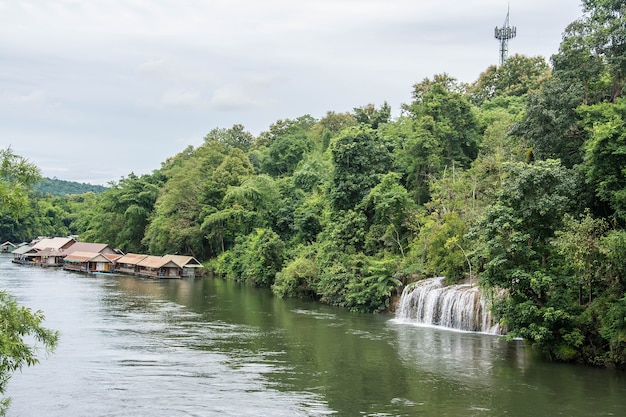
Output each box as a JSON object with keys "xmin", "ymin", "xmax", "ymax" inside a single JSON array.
[{"xmin": 395, "ymin": 277, "xmax": 503, "ymax": 335}]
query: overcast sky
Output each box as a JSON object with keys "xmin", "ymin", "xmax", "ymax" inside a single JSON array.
[{"xmin": 1, "ymin": 0, "xmax": 584, "ymax": 185}]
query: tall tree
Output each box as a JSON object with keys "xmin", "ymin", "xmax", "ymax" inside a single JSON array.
[
  {"xmin": 578, "ymin": 97, "xmax": 626, "ymax": 223},
  {"xmin": 353, "ymin": 102, "xmax": 391, "ymax": 129},
  {"xmin": 478, "ymin": 160, "xmax": 582, "ymax": 360},
  {"xmin": 467, "ymin": 54, "xmax": 551, "ymax": 106},
  {"xmin": 404, "ymin": 74, "xmax": 481, "ymax": 168},
  {"xmin": 330, "ymin": 126, "xmax": 393, "ymax": 211},
  {"xmin": 203, "ymin": 124, "xmax": 255, "ymax": 153},
  {"xmin": 0, "ymin": 147, "xmax": 40, "ymax": 218},
  {"xmin": 580, "ymin": 0, "xmax": 626, "ymax": 99},
  {"xmin": 82, "ymin": 172, "xmax": 161, "ymax": 253},
  {"xmin": 0, "ymin": 148, "xmax": 58, "ymax": 415},
  {"xmin": 511, "ymin": 76, "xmax": 587, "ymax": 167}
]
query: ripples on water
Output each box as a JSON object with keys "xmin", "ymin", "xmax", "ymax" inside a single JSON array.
[
  {"xmin": 2, "ymin": 256, "xmax": 626, "ymax": 417},
  {"xmin": 2, "ymin": 262, "xmax": 331, "ymax": 417}
]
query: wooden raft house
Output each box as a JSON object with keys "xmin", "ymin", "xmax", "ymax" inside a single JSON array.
[
  {"xmin": 11, "ymin": 244, "xmax": 38, "ymax": 264},
  {"xmin": 135, "ymin": 254, "xmax": 203, "ymax": 278},
  {"xmin": 31, "ymin": 237, "xmax": 76, "ymax": 266},
  {"xmin": 114, "ymin": 253, "xmax": 148, "ymax": 275},
  {"xmin": 1, "ymin": 241, "xmax": 17, "ymax": 253},
  {"xmin": 11, "ymin": 236, "xmax": 204, "ymax": 279},
  {"xmin": 64, "ymin": 251, "xmax": 122, "ymax": 273}
]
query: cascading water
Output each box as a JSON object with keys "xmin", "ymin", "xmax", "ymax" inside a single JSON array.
[{"xmin": 395, "ymin": 277, "xmax": 503, "ymax": 335}]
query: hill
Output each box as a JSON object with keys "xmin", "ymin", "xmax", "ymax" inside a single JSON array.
[{"xmin": 34, "ymin": 177, "xmax": 108, "ymax": 196}]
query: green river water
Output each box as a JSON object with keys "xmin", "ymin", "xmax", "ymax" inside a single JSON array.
[{"xmin": 1, "ymin": 254, "xmax": 625, "ymax": 416}]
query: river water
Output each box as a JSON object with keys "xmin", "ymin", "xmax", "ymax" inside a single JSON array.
[{"xmin": 1, "ymin": 254, "xmax": 625, "ymax": 416}]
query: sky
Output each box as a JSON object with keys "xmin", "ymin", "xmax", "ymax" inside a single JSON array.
[{"xmin": 1, "ymin": 0, "xmax": 584, "ymax": 185}]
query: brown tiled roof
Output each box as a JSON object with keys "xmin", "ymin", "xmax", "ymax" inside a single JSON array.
[
  {"xmin": 32, "ymin": 237, "xmax": 75, "ymax": 251},
  {"xmin": 137, "ymin": 255, "xmax": 172, "ymax": 269},
  {"xmin": 116, "ymin": 253, "xmax": 149, "ymax": 265},
  {"xmin": 12, "ymin": 245, "xmax": 35, "ymax": 255},
  {"xmin": 37, "ymin": 248, "xmax": 65, "ymax": 257},
  {"xmin": 162, "ymin": 254, "xmax": 203, "ymax": 268},
  {"xmin": 64, "ymin": 251, "xmax": 112, "ymax": 263},
  {"xmin": 103, "ymin": 253, "xmax": 123, "ymax": 261},
  {"xmin": 64, "ymin": 242, "xmax": 115, "ymax": 256}
]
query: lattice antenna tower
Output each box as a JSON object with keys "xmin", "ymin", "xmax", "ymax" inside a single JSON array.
[{"xmin": 494, "ymin": 6, "xmax": 516, "ymax": 65}]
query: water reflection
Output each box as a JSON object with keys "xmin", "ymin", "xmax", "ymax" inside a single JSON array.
[{"xmin": 2, "ymin": 255, "xmax": 625, "ymax": 417}]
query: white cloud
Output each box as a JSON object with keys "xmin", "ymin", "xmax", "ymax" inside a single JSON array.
[
  {"xmin": 0, "ymin": 0, "xmax": 586, "ymax": 184},
  {"xmin": 161, "ymin": 90, "xmax": 205, "ymax": 108},
  {"xmin": 210, "ymin": 84, "xmax": 263, "ymax": 111},
  {"xmin": 137, "ymin": 57, "xmax": 171, "ymax": 75}
]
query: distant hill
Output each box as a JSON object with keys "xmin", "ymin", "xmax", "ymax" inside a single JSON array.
[{"xmin": 34, "ymin": 177, "xmax": 108, "ymax": 196}]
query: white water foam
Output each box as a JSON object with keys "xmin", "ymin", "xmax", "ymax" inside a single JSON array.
[{"xmin": 395, "ymin": 278, "xmax": 503, "ymax": 335}]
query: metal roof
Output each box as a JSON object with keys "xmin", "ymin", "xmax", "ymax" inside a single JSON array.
[
  {"xmin": 116, "ymin": 253, "xmax": 149, "ymax": 265},
  {"xmin": 32, "ymin": 237, "xmax": 75, "ymax": 251},
  {"xmin": 64, "ymin": 251, "xmax": 112, "ymax": 263},
  {"xmin": 12, "ymin": 245, "xmax": 35, "ymax": 255},
  {"xmin": 161, "ymin": 254, "xmax": 203, "ymax": 268},
  {"xmin": 64, "ymin": 242, "xmax": 115, "ymax": 256},
  {"xmin": 137, "ymin": 255, "xmax": 174, "ymax": 269}
]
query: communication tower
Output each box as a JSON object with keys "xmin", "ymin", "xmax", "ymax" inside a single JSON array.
[{"xmin": 494, "ymin": 7, "xmax": 516, "ymax": 65}]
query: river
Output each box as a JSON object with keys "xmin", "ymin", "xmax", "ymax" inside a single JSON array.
[{"xmin": 1, "ymin": 254, "xmax": 625, "ymax": 416}]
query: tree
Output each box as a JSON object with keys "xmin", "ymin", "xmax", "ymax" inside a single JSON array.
[
  {"xmin": 0, "ymin": 292, "xmax": 58, "ymax": 414},
  {"xmin": 81, "ymin": 172, "xmax": 162, "ymax": 253},
  {"xmin": 0, "ymin": 148, "xmax": 57, "ymax": 415},
  {"xmin": 388, "ymin": 116, "xmax": 442, "ymax": 204},
  {"xmin": 580, "ymin": 0, "xmax": 626, "ymax": 99},
  {"xmin": 202, "ymin": 174, "xmax": 280, "ymax": 254},
  {"xmin": 467, "ymin": 54, "xmax": 550, "ymax": 106},
  {"xmin": 551, "ymin": 20, "xmax": 608, "ymax": 105},
  {"xmin": 213, "ymin": 228, "xmax": 284, "ymax": 287},
  {"xmin": 255, "ymin": 115, "xmax": 317, "ymax": 148},
  {"xmin": 330, "ymin": 126, "xmax": 393, "ymax": 211},
  {"xmin": 403, "ymin": 74, "xmax": 481, "ymax": 168},
  {"xmin": 578, "ymin": 97, "xmax": 626, "ymax": 223},
  {"xmin": 478, "ymin": 160, "xmax": 582, "ymax": 360},
  {"xmin": 259, "ymin": 129, "xmax": 312, "ymax": 177},
  {"xmin": 143, "ymin": 142, "xmax": 230, "ymax": 257},
  {"xmin": 511, "ymin": 76, "xmax": 588, "ymax": 168},
  {"xmin": 353, "ymin": 102, "xmax": 391, "ymax": 129},
  {"xmin": 0, "ymin": 147, "xmax": 41, "ymax": 218},
  {"xmin": 203, "ymin": 124, "xmax": 255, "ymax": 152},
  {"xmin": 312, "ymin": 111, "xmax": 356, "ymax": 151},
  {"xmin": 272, "ymin": 255, "xmax": 319, "ymax": 299},
  {"xmin": 344, "ymin": 256, "xmax": 401, "ymax": 313},
  {"xmin": 360, "ymin": 172, "xmax": 413, "ymax": 257}
]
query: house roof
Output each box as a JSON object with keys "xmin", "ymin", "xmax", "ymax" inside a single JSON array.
[
  {"xmin": 64, "ymin": 251, "xmax": 113, "ymax": 263},
  {"xmin": 103, "ymin": 253, "xmax": 123, "ymax": 262},
  {"xmin": 1, "ymin": 241, "xmax": 17, "ymax": 247},
  {"xmin": 12, "ymin": 245, "xmax": 36, "ymax": 255},
  {"xmin": 137, "ymin": 255, "xmax": 174, "ymax": 269},
  {"xmin": 32, "ymin": 237, "xmax": 75, "ymax": 251},
  {"xmin": 115, "ymin": 253, "xmax": 149, "ymax": 265},
  {"xmin": 162, "ymin": 254, "xmax": 204, "ymax": 268},
  {"xmin": 37, "ymin": 248, "xmax": 66, "ymax": 257},
  {"xmin": 64, "ymin": 242, "xmax": 115, "ymax": 256}
]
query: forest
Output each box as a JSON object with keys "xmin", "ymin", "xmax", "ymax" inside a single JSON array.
[
  {"xmin": 1, "ymin": 0, "xmax": 625, "ymax": 368},
  {"xmin": 34, "ymin": 177, "xmax": 108, "ymax": 197}
]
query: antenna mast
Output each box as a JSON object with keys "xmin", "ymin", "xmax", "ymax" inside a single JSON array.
[{"xmin": 494, "ymin": 6, "xmax": 516, "ymax": 65}]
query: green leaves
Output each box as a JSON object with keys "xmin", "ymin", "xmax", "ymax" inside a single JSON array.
[
  {"xmin": 0, "ymin": 291, "xmax": 58, "ymax": 415},
  {"xmin": 0, "ymin": 147, "xmax": 41, "ymax": 219},
  {"xmin": 214, "ymin": 228, "xmax": 284, "ymax": 287},
  {"xmin": 579, "ymin": 98, "xmax": 626, "ymax": 222},
  {"xmin": 330, "ymin": 126, "xmax": 392, "ymax": 211}
]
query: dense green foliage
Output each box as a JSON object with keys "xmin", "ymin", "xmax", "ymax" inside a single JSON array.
[
  {"xmin": 5, "ymin": 0, "xmax": 626, "ymax": 368},
  {"xmin": 34, "ymin": 177, "xmax": 107, "ymax": 197},
  {"xmin": 0, "ymin": 148, "xmax": 58, "ymax": 415},
  {"xmin": 0, "ymin": 292, "xmax": 59, "ymax": 415}
]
